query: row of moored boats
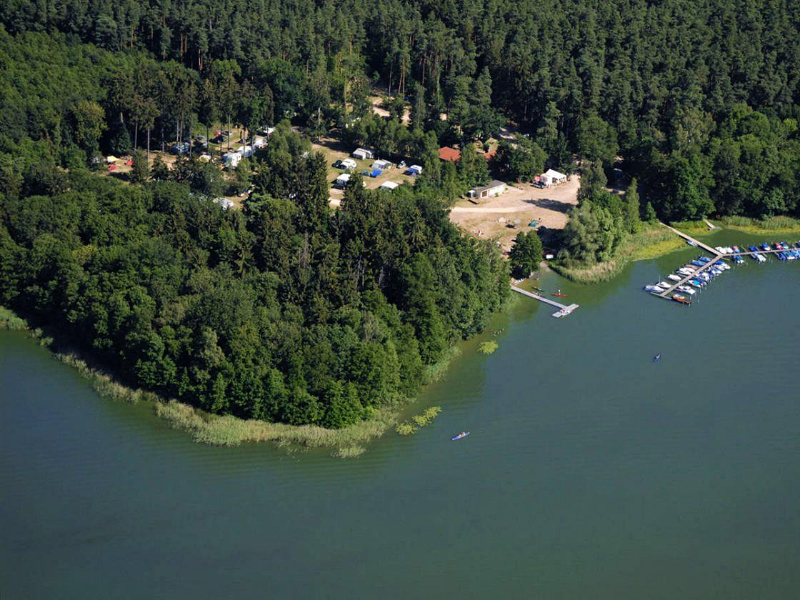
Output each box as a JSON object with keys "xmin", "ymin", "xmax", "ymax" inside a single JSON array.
[
  {"xmin": 644, "ymin": 240, "xmax": 800, "ymax": 305},
  {"xmin": 644, "ymin": 256, "xmax": 732, "ymax": 305}
]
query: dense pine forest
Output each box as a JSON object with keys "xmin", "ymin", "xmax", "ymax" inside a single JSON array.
[{"xmin": 1, "ymin": 0, "xmax": 799, "ymax": 426}]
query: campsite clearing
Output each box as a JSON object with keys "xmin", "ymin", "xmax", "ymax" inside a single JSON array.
[
  {"xmin": 311, "ymin": 136, "xmax": 417, "ymax": 205},
  {"xmin": 449, "ymin": 176, "xmax": 580, "ymax": 250}
]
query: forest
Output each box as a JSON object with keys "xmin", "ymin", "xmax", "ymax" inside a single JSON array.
[
  {"xmin": 0, "ymin": 127, "xmax": 508, "ymax": 426},
  {"xmin": 1, "ymin": 0, "xmax": 799, "ymax": 425}
]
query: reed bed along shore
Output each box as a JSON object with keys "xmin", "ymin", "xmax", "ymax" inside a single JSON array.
[
  {"xmin": 0, "ymin": 305, "xmax": 475, "ymax": 457},
  {"xmin": 671, "ymin": 216, "xmax": 800, "ymax": 236},
  {"xmin": 552, "ymin": 225, "xmax": 681, "ymax": 284}
]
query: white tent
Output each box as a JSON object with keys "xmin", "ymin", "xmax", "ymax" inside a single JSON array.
[
  {"xmin": 379, "ymin": 181, "xmax": 399, "ymax": 190},
  {"xmin": 540, "ymin": 169, "xmax": 567, "ymax": 186},
  {"xmin": 352, "ymin": 148, "xmax": 375, "ymax": 160}
]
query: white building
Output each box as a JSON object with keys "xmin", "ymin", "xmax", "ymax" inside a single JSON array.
[{"xmin": 468, "ymin": 180, "xmax": 507, "ymax": 199}]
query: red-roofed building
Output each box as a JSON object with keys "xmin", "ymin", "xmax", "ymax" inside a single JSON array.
[{"xmin": 438, "ymin": 147, "xmax": 461, "ymax": 162}]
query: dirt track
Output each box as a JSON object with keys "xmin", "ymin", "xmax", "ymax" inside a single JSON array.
[{"xmin": 449, "ymin": 176, "xmax": 580, "ymax": 251}]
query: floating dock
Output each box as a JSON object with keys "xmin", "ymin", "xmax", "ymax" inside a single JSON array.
[
  {"xmin": 651, "ymin": 224, "xmax": 799, "ymax": 303},
  {"xmin": 511, "ymin": 286, "xmax": 579, "ymax": 318}
]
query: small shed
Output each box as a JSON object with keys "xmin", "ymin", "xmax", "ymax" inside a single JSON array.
[
  {"xmin": 352, "ymin": 148, "xmax": 375, "ymax": 160},
  {"xmin": 540, "ymin": 169, "xmax": 567, "ymax": 187},
  {"xmin": 438, "ymin": 147, "xmax": 461, "ymax": 162},
  {"xmin": 334, "ymin": 173, "xmax": 351, "ymax": 189},
  {"xmin": 379, "ymin": 181, "xmax": 399, "ymax": 191},
  {"xmin": 373, "ymin": 159, "xmax": 392, "ymax": 171},
  {"xmin": 468, "ymin": 180, "xmax": 507, "ymax": 199},
  {"xmin": 408, "ymin": 165, "xmax": 423, "ymax": 176}
]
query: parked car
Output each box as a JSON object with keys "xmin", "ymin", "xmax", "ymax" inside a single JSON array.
[
  {"xmin": 211, "ymin": 134, "xmax": 227, "ymax": 144},
  {"xmin": 333, "ymin": 160, "xmax": 343, "ymax": 168},
  {"xmin": 170, "ymin": 142, "xmax": 190, "ymax": 155},
  {"xmin": 397, "ymin": 160, "xmax": 407, "ymax": 169}
]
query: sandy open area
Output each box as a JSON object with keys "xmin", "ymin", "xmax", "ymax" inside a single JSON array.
[{"xmin": 449, "ymin": 175, "xmax": 580, "ymax": 250}]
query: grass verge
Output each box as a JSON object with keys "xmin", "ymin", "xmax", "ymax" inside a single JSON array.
[{"xmin": 552, "ymin": 225, "xmax": 682, "ymax": 283}]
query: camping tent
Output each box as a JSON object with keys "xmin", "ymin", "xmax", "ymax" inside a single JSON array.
[
  {"xmin": 379, "ymin": 181, "xmax": 399, "ymax": 190},
  {"xmin": 540, "ymin": 169, "xmax": 567, "ymax": 186},
  {"xmin": 352, "ymin": 148, "xmax": 375, "ymax": 160},
  {"xmin": 408, "ymin": 165, "xmax": 423, "ymax": 176}
]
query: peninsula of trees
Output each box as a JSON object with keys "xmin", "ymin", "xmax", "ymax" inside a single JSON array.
[{"xmin": 1, "ymin": 0, "xmax": 799, "ymax": 427}]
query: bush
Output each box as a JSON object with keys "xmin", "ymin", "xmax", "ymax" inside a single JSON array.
[{"xmin": 479, "ymin": 341, "xmax": 498, "ymax": 355}]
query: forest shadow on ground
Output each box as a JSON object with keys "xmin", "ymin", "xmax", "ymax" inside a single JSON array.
[{"xmin": 523, "ymin": 198, "xmax": 573, "ymax": 214}]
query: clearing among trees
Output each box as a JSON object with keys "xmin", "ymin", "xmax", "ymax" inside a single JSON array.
[{"xmin": 449, "ymin": 176, "xmax": 580, "ymax": 250}]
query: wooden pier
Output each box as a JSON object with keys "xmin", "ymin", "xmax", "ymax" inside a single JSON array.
[
  {"xmin": 661, "ymin": 223, "xmax": 720, "ymax": 255},
  {"xmin": 653, "ymin": 224, "xmax": 797, "ymax": 300},
  {"xmin": 654, "ymin": 254, "xmax": 722, "ymax": 298},
  {"xmin": 511, "ymin": 286, "xmax": 579, "ymax": 318}
]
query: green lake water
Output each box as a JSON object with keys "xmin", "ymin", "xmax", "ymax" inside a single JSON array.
[{"xmin": 2, "ymin": 239, "xmax": 800, "ymax": 599}]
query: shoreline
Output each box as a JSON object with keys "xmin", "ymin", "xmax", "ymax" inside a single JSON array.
[
  {"xmin": 551, "ymin": 224, "xmax": 683, "ymax": 283},
  {"xmin": 551, "ymin": 216, "xmax": 800, "ymax": 284},
  {"xmin": 1, "ymin": 299, "xmax": 518, "ymax": 456}
]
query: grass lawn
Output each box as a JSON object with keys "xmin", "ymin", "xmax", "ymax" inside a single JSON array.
[{"xmin": 311, "ymin": 137, "xmax": 417, "ymax": 194}]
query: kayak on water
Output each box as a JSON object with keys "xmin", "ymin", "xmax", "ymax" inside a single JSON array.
[
  {"xmin": 552, "ymin": 292, "xmax": 568, "ymax": 297},
  {"xmin": 451, "ymin": 431, "xmax": 470, "ymax": 441},
  {"xmin": 653, "ymin": 353, "xmax": 661, "ymax": 362}
]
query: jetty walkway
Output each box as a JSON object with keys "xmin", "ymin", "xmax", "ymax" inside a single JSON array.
[
  {"xmin": 660, "ymin": 223, "xmax": 720, "ymax": 255},
  {"xmin": 654, "ymin": 223, "xmax": 797, "ymax": 299},
  {"xmin": 511, "ymin": 286, "xmax": 579, "ymax": 318}
]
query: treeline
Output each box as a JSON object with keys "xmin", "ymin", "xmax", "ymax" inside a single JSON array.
[
  {"xmin": 559, "ymin": 164, "xmax": 647, "ymax": 267},
  {"xmin": 0, "ymin": 129, "xmax": 508, "ymax": 427},
  {"xmin": 3, "ymin": 0, "xmax": 800, "ymax": 220}
]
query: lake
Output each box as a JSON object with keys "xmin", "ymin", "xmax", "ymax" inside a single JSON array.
[{"xmin": 2, "ymin": 242, "xmax": 800, "ymax": 599}]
